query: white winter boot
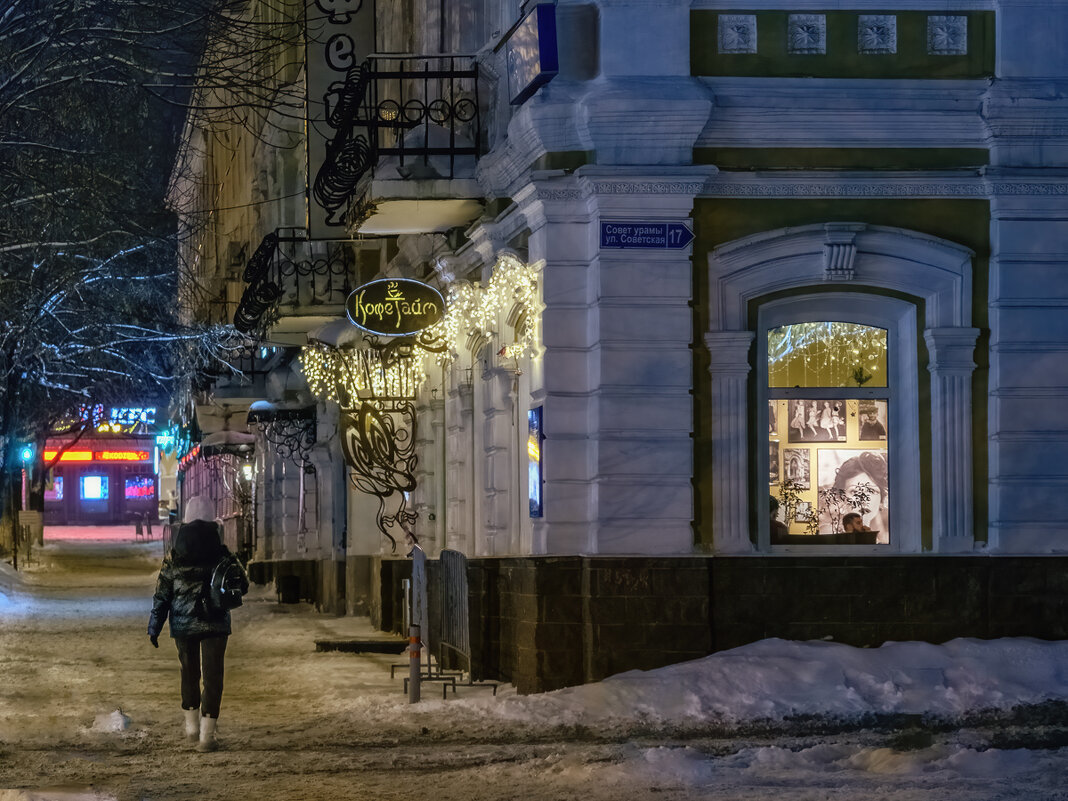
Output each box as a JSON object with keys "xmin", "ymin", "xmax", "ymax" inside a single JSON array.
[
  {"xmin": 183, "ymin": 709, "xmax": 199, "ymax": 741},
  {"xmin": 197, "ymin": 715, "xmax": 219, "ymax": 752}
]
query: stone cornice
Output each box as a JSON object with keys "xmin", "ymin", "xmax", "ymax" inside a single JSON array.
[
  {"xmin": 691, "ymin": 1, "xmax": 994, "ymax": 9},
  {"xmin": 701, "ymin": 171, "xmax": 1068, "ymax": 198},
  {"xmin": 581, "ymin": 179, "xmax": 715, "ymax": 197}
]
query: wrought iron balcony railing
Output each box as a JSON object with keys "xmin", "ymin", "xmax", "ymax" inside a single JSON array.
[
  {"xmin": 233, "ymin": 232, "xmax": 364, "ymax": 337},
  {"xmin": 313, "ymin": 53, "xmax": 481, "ymax": 227}
]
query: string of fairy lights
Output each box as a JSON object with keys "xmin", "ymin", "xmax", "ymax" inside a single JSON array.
[
  {"xmin": 767, "ymin": 321, "xmax": 888, "ymax": 388},
  {"xmin": 300, "ymin": 344, "xmax": 426, "ymax": 405},
  {"xmin": 424, "ymin": 252, "xmax": 543, "ymax": 364},
  {"xmin": 299, "ymin": 253, "xmax": 543, "ymax": 407}
]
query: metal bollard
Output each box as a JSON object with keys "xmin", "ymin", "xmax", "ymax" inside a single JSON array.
[{"xmin": 408, "ymin": 624, "xmax": 421, "ymax": 703}]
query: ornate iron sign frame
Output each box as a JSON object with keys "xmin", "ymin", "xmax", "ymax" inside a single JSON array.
[{"xmin": 322, "ymin": 331, "xmax": 445, "ymax": 551}]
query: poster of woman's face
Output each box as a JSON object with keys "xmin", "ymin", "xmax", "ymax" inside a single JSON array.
[
  {"xmin": 783, "ymin": 448, "xmax": 811, "ymax": 489},
  {"xmin": 857, "ymin": 399, "xmax": 888, "ymax": 441},
  {"xmin": 787, "ymin": 399, "xmax": 847, "ymax": 443},
  {"xmin": 817, "ymin": 449, "xmax": 889, "ymax": 542}
]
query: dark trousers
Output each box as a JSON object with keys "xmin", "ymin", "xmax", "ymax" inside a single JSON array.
[{"xmin": 175, "ymin": 634, "xmax": 228, "ymax": 718}]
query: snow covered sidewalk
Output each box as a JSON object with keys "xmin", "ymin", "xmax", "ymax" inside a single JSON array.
[{"xmin": 2, "ymin": 538, "xmax": 1068, "ymax": 800}]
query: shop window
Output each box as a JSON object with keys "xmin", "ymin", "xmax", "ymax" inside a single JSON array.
[
  {"xmin": 81, "ymin": 475, "xmax": 109, "ymax": 500},
  {"xmin": 768, "ymin": 322, "xmax": 890, "ymax": 545},
  {"xmin": 45, "ymin": 476, "xmax": 63, "ymax": 501},
  {"xmin": 708, "ymin": 222, "xmax": 977, "ymax": 554},
  {"xmin": 125, "ymin": 476, "xmax": 155, "ymax": 499},
  {"xmin": 528, "ymin": 407, "xmax": 543, "ymax": 518}
]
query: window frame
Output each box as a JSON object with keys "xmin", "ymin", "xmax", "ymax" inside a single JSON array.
[
  {"xmin": 706, "ymin": 222, "xmax": 978, "ymax": 554},
  {"xmin": 757, "ymin": 293, "xmax": 921, "ymax": 553}
]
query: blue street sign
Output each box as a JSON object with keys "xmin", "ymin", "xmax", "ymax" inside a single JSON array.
[{"xmin": 599, "ymin": 221, "xmax": 695, "ymax": 250}]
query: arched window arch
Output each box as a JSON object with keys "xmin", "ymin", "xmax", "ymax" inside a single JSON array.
[{"xmin": 706, "ymin": 223, "xmax": 979, "ymax": 554}]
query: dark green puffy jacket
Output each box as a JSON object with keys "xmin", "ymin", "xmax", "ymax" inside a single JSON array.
[{"xmin": 147, "ymin": 520, "xmax": 248, "ymax": 639}]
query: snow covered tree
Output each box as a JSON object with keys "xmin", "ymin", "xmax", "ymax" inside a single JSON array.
[{"xmin": 0, "ymin": 0, "xmax": 274, "ymax": 551}]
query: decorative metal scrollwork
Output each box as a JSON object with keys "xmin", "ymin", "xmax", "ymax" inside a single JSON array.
[
  {"xmin": 314, "ymin": 61, "xmax": 374, "ymax": 226},
  {"xmin": 341, "ymin": 401, "xmax": 418, "ymax": 551},
  {"xmin": 234, "ymin": 232, "xmax": 282, "ymax": 335},
  {"xmin": 233, "ymin": 279, "xmax": 282, "ymax": 335},
  {"xmin": 247, "ymin": 406, "xmax": 317, "ymax": 465},
  {"xmin": 361, "ymin": 331, "xmax": 447, "ymax": 372},
  {"xmin": 276, "ymin": 244, "xmax": 352, "ymax": 284},
  {"xmin": 308, "ymin": 54, "xmax": 481, "ymax": 227},
  {"xmin": 373, "ymin": 95, "xmax": 477, "ymax": 127},
  {"xmin": 234, "ymin": 232, "xmax": 357, "ymax": 338},
  {"xmin": 311, "ymin": 330, "xmax": 447, "ymax": 551}
]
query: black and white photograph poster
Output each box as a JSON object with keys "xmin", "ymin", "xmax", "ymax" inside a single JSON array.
[
  {"xmin": 817, "ymin": 449, "xmax": 889, "ymax": 542},
  {"xmin": 783, "ymin": 448, "xmax": 811, "ymax": 489},
  {"xmin": 787, "ymin": 399, "xmax": 847, "ymax": 443},
  {"xmin": 857, "ymin": 399, "xmax": 888, "ymax": 440},
  {"xmin": 769, "ymin": 442, "xmax": 780, "ymax": 483}
]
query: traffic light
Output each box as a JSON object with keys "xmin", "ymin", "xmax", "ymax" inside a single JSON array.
[{"xmin": 19, "ymin": 444, "xmax": 34, "ymax": 463}]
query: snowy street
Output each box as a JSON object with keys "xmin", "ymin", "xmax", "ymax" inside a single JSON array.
[{"xmin": 2, "ymin": 534, "xmax": 1068, "ymax": 801}]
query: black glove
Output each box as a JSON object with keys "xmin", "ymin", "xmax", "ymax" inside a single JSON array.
[{"xmin": 149, "ymin": 634, "xmax": 159, "ymax": 648}]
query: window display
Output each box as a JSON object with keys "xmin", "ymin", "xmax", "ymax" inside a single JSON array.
[
  {"xmin": 81, "ymin": 475, "xmax": 109, "ymax": 500},
  {"xmin": 125, "ymin": 476, "xmax": 155, "ymax": 499},
  {"xmin": 45, "ymin": 475, "xmax": 63, "ymax": 501},
  {"xmin": 768, "ymin": 322, "xmax": 890, "ymax": 546},
  {"xmin": 528, "ymin": 407, "xmax": 543, "ymax": 518}
]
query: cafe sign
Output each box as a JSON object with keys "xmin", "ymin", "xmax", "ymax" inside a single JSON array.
[{"xmin": 346, "ymin": 279, "xmax": 444, "ymax": 336}]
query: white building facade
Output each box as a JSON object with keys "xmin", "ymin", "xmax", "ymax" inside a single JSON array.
[{"xmin": 172, "ymin": 0, "xmax": 1068, "ymax": 691}]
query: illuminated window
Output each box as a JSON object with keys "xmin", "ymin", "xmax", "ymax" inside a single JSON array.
[
  {"xmin": 125, "ymin": 477, "xmax": 155, "ymax": 499},
  {"xmin": 45, "ymin": 476, "xmax": 64, "ymax": 501},
  {"xmin": 81, "ymin": 475, "xmax": 109, "ymax": 500},
  {"xmin": 528, "ymin": 407, "xmax": 543, "ymax": 518},
  {"xmin": 768, "ymin": 322, "xmax": 890, "ymax": 546}
]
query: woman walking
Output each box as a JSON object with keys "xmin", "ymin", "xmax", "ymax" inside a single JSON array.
[{"xmin": 148, "ymin": 496, "xmax": 248, "ymax": 751}]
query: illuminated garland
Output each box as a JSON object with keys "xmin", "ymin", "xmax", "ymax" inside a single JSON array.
[
  {"xmin": 425, "ymin": 253, "xmax": 542, "ymax": 363},
  {"xmin": 300, "ymin": 343, "xmax": 427, "ymax": 405},
  {"xmin": 300, "ymin": 254, "xmax": 542, "ymax": 407},
  {"xmin": 768, "ymin": 322, "xmax": 887, "ymax": 387}
]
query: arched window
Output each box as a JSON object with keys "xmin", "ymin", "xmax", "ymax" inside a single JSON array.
[
  {"xmin": 706, "ymin": 223, "xmax": 978, "ymax": 554},
  {"xmin": 759, "ymin": 296, "xmax": 920, "ymax": 552}
]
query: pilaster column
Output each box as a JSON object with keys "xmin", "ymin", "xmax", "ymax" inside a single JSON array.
[
  {"xmin": 517, "ymin": 167, "xmax": 711, "ymax": 555},
  {"xmin": 445, "ymin": 376, "xmax": 474, "ymax": 555},
  {"xmin": 481, "ymin": 365, "xmax": 517, "ymax": 555},
  {"xmin": 429, "ymin": 396, "xmax": 446, "ymax": 553},
  {"xmin": 925, "ymin": 327, "xmax": 980, "ymax": 552},
  {"xmin": 705, "ymin": 331, "xmax": 756, "ymax": 554},
  {"xmin": 413, "ymin": 396, "xmax": 437, "ymax": 552},
  {"xmin": 515, "ymin": 176, "xmax": 599, "ymax": 554},
  {"xmin": 308, "ymin": 446, "xmax": 335, "ymax": 560}
]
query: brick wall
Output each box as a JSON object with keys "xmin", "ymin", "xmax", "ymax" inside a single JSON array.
[
  {"xmin": 467, "ymin": 556, "xmax": 710, "ymax": 693},
  {"xmin": 711, "ymin": 556, "xmax": 1068, "ymax": 650},
  {"xmin": 377, "ymin": 554, "xmax": 1068, "ymax": 694}
]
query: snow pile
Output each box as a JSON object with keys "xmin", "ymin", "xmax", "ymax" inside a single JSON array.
[
  {"xmin": 88, "ymin": 709, "xmax": 131, "ymax": 733},
  {"xmin": 614, "ymin": 740, "xmax": 1065, "ymax": 785},
  {"xmin": 453, "ymin": 637, "xmax": 1068, "ymax": 729}
]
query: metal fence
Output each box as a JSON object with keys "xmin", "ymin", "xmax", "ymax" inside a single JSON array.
[{"xmin": 438, "ymin": 548, "xmax": 471, "ymax": 672}]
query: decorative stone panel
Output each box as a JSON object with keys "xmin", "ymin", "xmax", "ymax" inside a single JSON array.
[
  {"xmin": 858, "ymin": 14, "xmax": 897, "ymax": 55},
  {"xmin": 928, "ymin": 15, "xmax": 968, "ymax": 55},
  {"xmin": 788, "ymin": 14, "xmax": 826, "ymax": 55},
  {"xmin": 718, "ymin": 14, "xmax": 757, "ymax": 54}
]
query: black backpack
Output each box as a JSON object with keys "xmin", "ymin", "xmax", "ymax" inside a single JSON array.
[{"xmin": 204, "ymin": 554, "xmax": 248, "ymax": 615}]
